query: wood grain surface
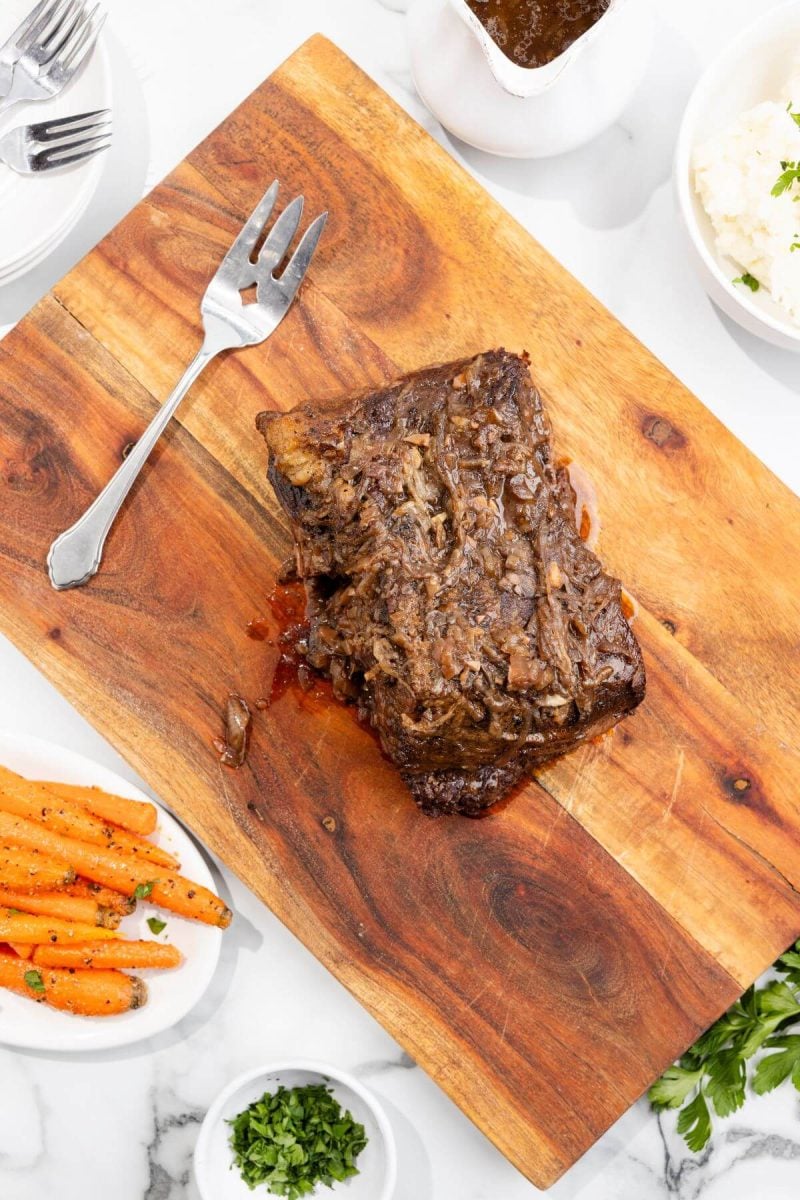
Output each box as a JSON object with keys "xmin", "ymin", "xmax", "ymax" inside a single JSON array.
[{"xmin": 1, "ymin": 35, "xmax": 799, "ymax": 1188}]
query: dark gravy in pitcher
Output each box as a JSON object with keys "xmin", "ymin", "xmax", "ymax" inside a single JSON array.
[{"xmin": 466, "ymin": 0, "xmax": 611, "ymax": 69}]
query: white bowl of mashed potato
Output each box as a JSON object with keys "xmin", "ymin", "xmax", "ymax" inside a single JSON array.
[{"xmin": 675, "ymin": 2, "xmax": 800, "ymax": 351}]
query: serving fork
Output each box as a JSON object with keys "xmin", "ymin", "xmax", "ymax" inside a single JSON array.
[
  {"xmin": 47, "ymin": 180, "xmax": 328, "ymax": 590},
  {"xmin": 0, "ymin": 0, "xmax": 105, "ymax": 115},
  {"xmin": 0, "ymin": 108, "xmax": 109, "ymax": 173}
]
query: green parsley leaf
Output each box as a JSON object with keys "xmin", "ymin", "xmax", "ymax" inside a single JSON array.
[
  {"xmin": 228, "ymin": 1083, "xmax": 368, "ymax": 1198},
  {"xmin": 24, "ymin": 969, "xmax": 45, "ymax": 994},
  {"xmin": 146, "ymin": 916, "xmax": 167, "ymax": 935},
  {"xmin": 705, "ymin": 1047, "xmax": 746, "ymax": 1117},
  {"xmin": 732, "ymin": 273, "xmax": 760, "ymax": 293},
  {"xmin": 789, "ymin": 108, "xmax": 800, "ymax": 128},
  {"xmin": 752, "ymin": 1035, "xmax": 800, "ymax": 1095},
  {"xmin": 776, "ymin": 942, "xmax": 800, "ymax": 988},
  {"xmin": 772, "ymin": 162, "xmax": 800, "ymax": 197},
  {"xmin": 757, "ymin": 979, "xmax": 800, "ymax": 1021},
  {"xmin": 676, "ymin": 1089, "xmax": 712, "ymax": 1153},
  {"xmin": 648, "ymin": 1064, "xmax": 703, "ymax": 1111},
  {"xmin": 133, "ymin": 881, "xmax": 156, "ymax": 900}
]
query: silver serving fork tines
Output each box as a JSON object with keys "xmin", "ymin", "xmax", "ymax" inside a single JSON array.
[
  {"xmin": 0, "ymin": 0, "xmax": 106, "ymax": 116},
  {"xmin": 0, "ymin": 108, "xmax": 110, "ymax": 173},
  {"xmin": 47, "ymin": 180, "xmax": 328, "ymax": 590}
]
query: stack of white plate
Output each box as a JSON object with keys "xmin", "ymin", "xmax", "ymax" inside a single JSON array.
[{"xmin": 0, "ymin": 0, "xmax": 111, "ymax": 287}]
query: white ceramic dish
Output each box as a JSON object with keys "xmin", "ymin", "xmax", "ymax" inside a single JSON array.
[
  {"xmin": 408, "ymin": 0, "xmax": 654, "ymax": 158},
  {"xmin": 0, "ymin": 731, "xmax": 222, "ymax": 1052},
  {"xmin": 0, "ymin": 0, "xmax": 111, "ymax": 281},
  {"xmin": 675, "ymin": 1, "xmax": 800, "ymax": 352},
  {"xmin": 194, "ymin": 1061, "xmax": 397, "ymax": 1200}
]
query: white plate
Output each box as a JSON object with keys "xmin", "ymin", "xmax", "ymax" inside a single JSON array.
[
  {"xmin": 674, "ymin": 1, "xmax": 800, "ymax": 352},
  {"xmin": 0, "ymin": 731, "xmax": 223, "ymax": 1052},
  {"xmin": 194, "ymin": 1062, "xmax": 397, "ymax": 1200},
  {"xmin": 0, "ymin": 176, "xmax": 99, "ymax": 284},
  {"xmin": 0, "ymin": 0, "xmax": 111, "ymax": 276}
]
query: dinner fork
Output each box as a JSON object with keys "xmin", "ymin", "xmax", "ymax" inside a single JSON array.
[
  {"xmin": 0, "ymin": 0, "xmax": 105, "ymax": 116},
  {"xmin": 0, "ymin": 0, "xmax": 53, "ymax": 96},
  {"xmin": 0, "ymin": 108, "xmax": 110, "ymax": 173},
  {"xmin": 47, "ymin": 180, "xmax": 328, "ymax": 590}
]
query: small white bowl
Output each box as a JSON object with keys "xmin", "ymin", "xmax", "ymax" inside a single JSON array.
[
  {"xmin": 675, "ymin": 1, "xmax": 800, "ymax": 352},
  {"xmin": 194, "ymin": 1061, "xmax": 397, "ymax": 1200}
]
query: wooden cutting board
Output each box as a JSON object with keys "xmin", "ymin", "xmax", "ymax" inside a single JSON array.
[{"xmin": 1, "ymin": 34, "xmax": 799, "ymax": 1188}]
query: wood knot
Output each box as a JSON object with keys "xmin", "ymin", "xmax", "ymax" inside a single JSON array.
[
  {"xmin": 642, "ymin": 414, "xmax": 686, "ymax": 451},
  {"xmin": 48, "ymin": 627, "xmax": 61, "ymax": 641},
  {"xmin": 723, "ymin": 775, "xmax": 757, "ymax": 806},
  {"xmin": 660, "ymin": 617, "xmax": 677, "ymax": 635},
  {"xmin": 121, "ymin": 440, "xmax": 136, "ymax": 460}
]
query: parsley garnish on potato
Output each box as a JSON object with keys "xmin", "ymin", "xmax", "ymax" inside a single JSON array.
[
  {"xmin": 228, "ymin": 1083, "xmax": 367, "ymax": 1197},
  {"xmin": 732, "ymin": 272, "xmax": 760, "ymax": 292},
  {"xmin": 772, "ymin": 160, "xmax": 800, "ymax": 197},
  {"xmin": 650, "ymin": 940, "xmax": 800, "ymax": 1151}
]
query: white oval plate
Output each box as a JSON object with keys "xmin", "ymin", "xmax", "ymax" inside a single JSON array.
[
  {"xmin": 0, "ymin": 731, "xmax": 223, "ymax": 1052},
  {"xmin": 0, "ymin": 0, "xmax": 111, "ymax": 275}
]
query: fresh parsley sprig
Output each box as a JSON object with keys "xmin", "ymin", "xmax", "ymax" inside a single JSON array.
[{"xmin": 650, "ymin": 940, "xmax": 800, "ymax": 1152}]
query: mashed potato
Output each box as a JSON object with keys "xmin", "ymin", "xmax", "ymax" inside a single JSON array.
[{"xmin": 694, "ymin": 76, "xmax": 800, "ymax": 324}]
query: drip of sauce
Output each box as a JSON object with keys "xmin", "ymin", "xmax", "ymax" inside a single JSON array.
[
  {"xmin": 559, "ymin": 458, "xmax": 601, "ymax": 551},
  {"xmin": 620, "ymin": 589, "xmax": 639, "ymax": 624},
  {"xmin": 247, "ymin": 583, "xmax": 330, "ymax": 708},
  {"xmin": 247, "ymin": 584, "xmax": 307, "ymax": 642},
  {"xmin": 466, "ymin": 0, "xmax": 611, "ymax": 70}
]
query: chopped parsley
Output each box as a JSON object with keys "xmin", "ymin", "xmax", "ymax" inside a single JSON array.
[
  {"xmin": 788, "ymin": 103, "xmax": 800, "ymax": 128},
  {"xmin": 146, "ymin": 916, "xmax": 166, "ymax": 935},
  {"xmin": 24, "ymin": 970, "xmax": 45, "ymax": 994},
  {"xmin": 732, "ymin": 272, "xmax": 760, "ymax": 292},
  {"xmin": 133, "ymin": 881, "xmax": 156, "ymax": 900},
  {"xmin": 228, "ymin": 1083, "xmax": 368, "ymax": 1198},
  {"xmin": 650, "ymin": 940, "xmax": 800, "ymax": 1152}
]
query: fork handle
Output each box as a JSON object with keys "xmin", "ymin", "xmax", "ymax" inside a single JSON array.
[{"xmin": 47, "ymin": 348, "xmax": 216, "ymax": 590}]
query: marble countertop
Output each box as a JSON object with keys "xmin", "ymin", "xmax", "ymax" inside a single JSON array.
[{"xmin": 1, "ymin": 1, "xmax": 799, "ymax": 1197}]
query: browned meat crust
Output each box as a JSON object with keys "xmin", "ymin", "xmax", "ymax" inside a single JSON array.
[{"xmin": 258, "ymin": 350, "xmax": 645, "ymax": 816}]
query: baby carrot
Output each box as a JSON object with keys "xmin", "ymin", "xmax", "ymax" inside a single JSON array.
[
  {"xmin": 65, "ymin": 879, "xmax": 137, "ymax": 915},
  {"xmin": 0, "ymin": 887, "xmax": 120, "ymax": 929},
  {"xmin": 0, "ymin": 946, "xmax": 147, "ymax": 1016},
  {"xmin": 33, "ymin": 940, "xmax": 182, "ymax": 971},
  {"xmin": 7, "ymin": 942, "xmax": 33, "ymax": 959},
  {"xmin": 35, "ymin": 781, "xmax": 158, "ymax": 837},
  {"xmin": 0, "ymin": 846, "xmax": 75, "ymax": 891},
  {"xmin": 0, "ymin": 911, "xmax": 120, "ymax": 945},
  {"xmin": 0, "ymin": 813, "xmax": 231, "ymax": 928},
  {"xmin": 0, "ymin": 786, "xmax": 177, "ymax": 870}
]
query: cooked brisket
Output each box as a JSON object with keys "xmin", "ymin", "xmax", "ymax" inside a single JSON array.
[{"xmin": 257, "ymin": 350, "xmax": 645, "ymax": 816}]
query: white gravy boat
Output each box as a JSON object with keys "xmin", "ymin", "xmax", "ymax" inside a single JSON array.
[{"xmin": 408, "ymin": 0, "xmax": 655, "ymax": 157}]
